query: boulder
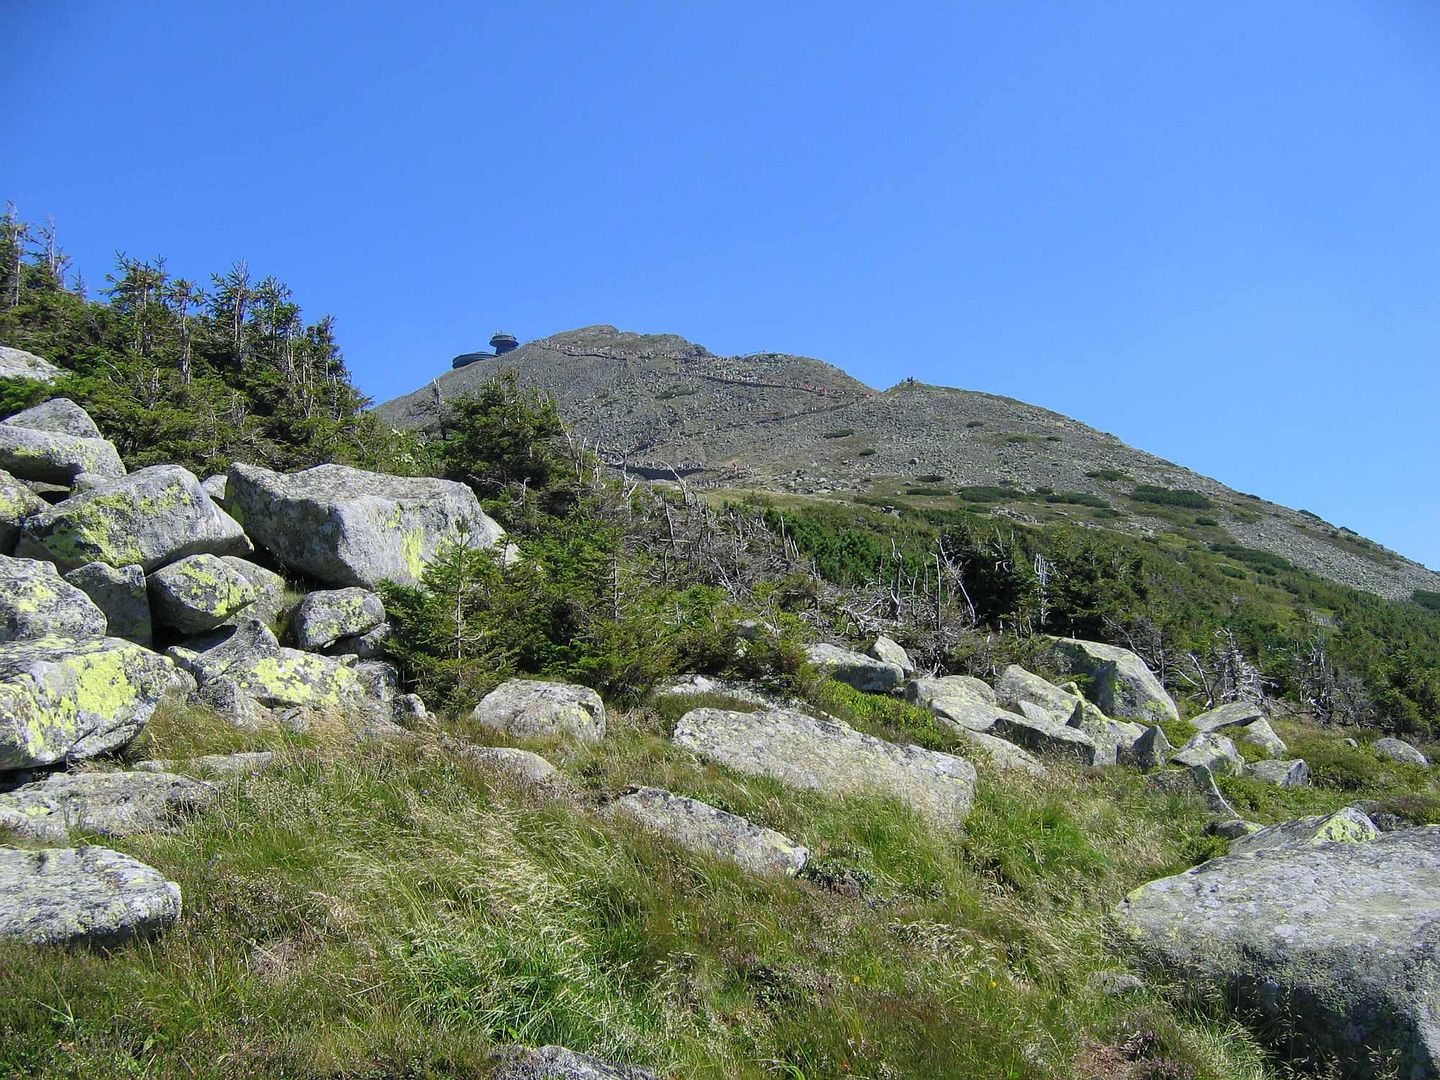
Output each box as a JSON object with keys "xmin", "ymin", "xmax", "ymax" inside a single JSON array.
[
  {"xmin": 956, "ymin": 728, "xmax": 1049, "ymax": 778},
  {"xmin": 1118, "ymin": 725, "xmax": 1173, "ymax": 772},
  {"xmin": 321, "ymin": 623, "xmax": 390, "ymax": 660},
  {"xmin": 994, "ymin": 664, "xmax": 1080, "ymax": 724},
  {"xmin": 1227, "ymin": 807, "xmax": 1378, "ymax": 857},
  {"xmin": 64, "ymin": 562, "xmax": 151, "ymax": 646},
  {"xmin": 1236, "ymin": 717, "xmax": 1287, "ymax": 758},
  {"xmin": 291, "ymin": 587, "xmax": 386, "ymax": 651},
  {"xmin": 0, "ymin": 424, "xmax": 124, "ymax": 486},
  {"xmin": 1117, "ymin": 827, "xmax": 1440, "ymax": 1077},
  {"xmin": 989, "ymin": 705, "xmax": 1100, "ymax": 766},
  {"xmin": 1048, "ymin": 637, "xmax": 1179, "ymax": 723},
  {"xmin": 0, "ymin": 467, "xmax": 45, "ymax": 552},
  {"xmin": 0, "ymin": 636, "xmax": 185, "ymax": 770},
  {"xmin": 1066, "ymin": 707, "xmax": 1145, "ymax": 767},
  {"xmin": 201, "ymin": 473, "xmax": 227, "ymax": 505},
  {"xmin": 867, "ymin": 635, "xmax": 915, "ymax": 677},
  {"xmin": 672, "ymin": 708, "xmax": 976, "ymax": 828},
  {"xmin": 459, "ymin": 745, "xmax": 561, "ymax": 786},
  {"xmin": 225, "ymin": 462, "xmax": 505, "ymax": 589},
  {"xmin": 805, "ymin": 643, "xmax": 904, "ymax": 693},
  {"xmin": 1374, "ymin": 737, "xmax": 1429, "ymax": 767},
  {"xmin": 218, "ymin": 557, "xmax": 286, "ymax": 628},
  {"xmin": 0, "ymin": 554, "xmax": 107, "ymax": 642},
  {"xmin": 0, "ymin": 770, "xmax": 215, "ymax": 841},
  {"xmin": 1171, "ymin": 732, "xmax": 1244, "ymax": 776},
  {"xmin": 17, "ymin": 464, "xmax": 250, "ymax": 573},
  {"xmin": 70, "ymin": 471, "xmax": 114, "ymax": 495},
  {"xmin": 611, "ymin": 786, "xmax": 809, "ymax": 876},
  {"xmin": 2, "ymin": 397, "xmax": 101, "ymax": 439},
  {"xmin": 133, "ymin": 751, "xmax": 277, "ymax": 777},
  {"xmin": 0, "ymin": 346, "xmax": 63, "ymax": 384},
  {"xmin": 148, "ymin": 554, "xmax": 261, "ymax": 634},
  {"xmin": 1247, "ymin": 758, "xmax": 1310, "ymax": 788},
  {"xmin": 490, "ymin": 1045, "xmax": 658, "ymax": 1080},
  {"xmin": 471, "ymin": 679, "xmax": 605, "ymax": 743},
  {"xmin": 1190, "ymin": 701, "xmax": 1287, "ymax": 757},
  {"xmin": 1146, "ymin": 764, "xmax": 1237, "ymax": 816},
  {"xmin": 0, "ymin": 844, "xmax": 181, "ymax": 946},
  {"xmin": 654, "ymin": 674, "xmax": 783, "ymax": 709},
  {"xmin": 904, "ymin": 676, "xmax": 1010, "ymax": 732}
]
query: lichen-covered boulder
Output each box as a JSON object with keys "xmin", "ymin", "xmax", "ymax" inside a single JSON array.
[
  {"xmin": 168, "ymin": 618, "xmax": 365, "ymax": 715},
  {"xmin": 16, "ymin": 464, "xmax": 251, "ymax": 573},
  {"xmin": 321, "ymin": 622, "xmax": 389, "ymax": 659},
  {"xmin": 867, "ymin": 635, "xmax": 915, "ymax": 677},
  {"xmin": 0, "ymin": 554, "xmax": 107, "ymax": 642},
  {"xmin": 0, "ymin": 424, "xmax": 124, "ymax": 486},
  {"xmin": 956, "ymin": 728, "xmax": 1049, "ymax": 778},
  {"xmin": 1146, "ymin": 763, "xmax": 1237, "ymax": 816},
  {"xmin": 1171, "ymin": 732, "xmax": 1244, "ymax": 776},
  {"xmin": 63, "ymin": 562, "xmax": 151, "ymax": 646},
  {"xmin": 458, "ymin": 744, "xmax": 560, "ymax": 786},
  {"xmin": 220, "ymin": 557, "xmax": 286, "ymax": 628},
  {"xmin": 1066, "ymin": 706, "xmax": 1145, "ymax": 768},
  {"xmin": 1190, "ymin": 701, "xmax": 1287, "ymax": 757},
  {"xmin": 1247, "ymin": 758, "xmax": 1310, "ymax": 788},
  {"xmin": 673, "ymin": 708, "xmax": 976, "ymax": 828},
  {"xmin": 1116, "ymin": 826, "xmax": 1440, "ymax": 1077},
  {"xmin": 1228, "ymin": 807, "xmax": 1378, "ymax": 857},
  {"xmin": 0, "ymin": 770, "xmax": 215, "ymax": 841},
  {"xmin": 904, "ymin": 676, "xmax": 1011, "ymax": 732},
  {"xmin": 805, "ymin": 643, "xmax": 904, "ymax": 693},
  {"xmin": 226, "ymin": 462, "xmax": 505, "ymax": 588},
  {"xmin": 291, "ymin": 587, "xmax": 386, "ymax": 651},
  {"xmin": 0, "ymin": 467, "xmax": 45, "ymax": 552},
  {"xmin": 201, "ymin": 474, "xmax": 227, "ymax": 504},
  {"xmin": 995, "ymin": 664, "xmax": 1080, "ymax": 724},
  {"xmin": 471, "ymin": 679, "xmax": 606, "ymax": 742},
  {"xmin": 490, "ymin": 1045, "xmax": 658, "ymax": 1080},
  {"xmin": 148, "ymin": 554, "xmax": 260, "ymax": 634},
  {"xmin": 3, "ymin": 397, "xmax": 102, "ymax": 439},
  {"xmin": 0, "ymin": 636, "xmax": 185, "ymax": 770},
  {"xmin": 611, "ymin": 786, "xmax": 809, "ymax": 876},
  {"xmin": 0, "ymin": 844, "xmax": 181, "ymax": 946},
  {"xmin": 1048, "ymin": 637, "xmax": 1179, "ymax": 723},
  {"xmin": 1374, "ymin": 737, "xmax": 1429, "ymax": 767},
  {"xmin": 990, "ymin": 704, "xmax": 1100, "ymax": 766},
  {"xmin": 1118, "ymin": 725, "xmax": 1173, "ymax": 772},
  {"xmin": 0, "ymin": 347, "xmax": 62, "ymax": 384}
]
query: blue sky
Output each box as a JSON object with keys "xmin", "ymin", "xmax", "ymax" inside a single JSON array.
[{"xmin": 6, "ymin": 1, "xmax": 1439, "ymax": 569}]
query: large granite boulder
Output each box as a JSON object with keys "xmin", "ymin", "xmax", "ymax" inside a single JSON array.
[
  {"xmin": 17, "ymin": 464, "xmax": 250, "ymax": 573},
  {"xmin": 64, "ymin": 562, "xmax": 151, "ymax": 646},
  {"xmin": 0, "ymin": 636, "xmax": 186, "ymax": 770},
  {"xmin": 0, "ymin": 467, "xmax": 45, "ymax": 552},
  {"xmin": 611, "ymin": 786, "xmax": 809, "ymax": 876},
  {"xmin": 903, "ymin": 676, "xmax": 1011, "ymax": 732},
  {"xmin": 291, "ymin": 587, "xmax": 386, "ymax": 651},
  {"xmin": 220, "ymin": 557, "xmax": 286, "ymax": 628},
  {"xmin": 458, "ymin": 744, "xmax": 561, "ymax": 786},
  {"xmin": 0, "ymin": 424, "xmax": 124, "ymax": 485},
  {"xmin": 994, "ymin": 664, "xmax": 1080, "ymax": 724},
  {"xmin": 1171, "ymin": 732, "xmax": 1244, "ymax": 776},
  {"xmin": 1374, "ymin": 737, "xmax": 1430, "ymax": 767},
  {"xmin": 672, "ymin": 708, "xmax": 976, "ymax": 828},
  {"xmin": 805, "ymin": 643, "xmax": 904, "ymax": 693},
  {"xmin": 0, "ymin": 845, "xmax": 181, "ymax": 946},
  {"xmin": 1146, "ymin": 763, "xmax": 1237, "ymax": 816},
  {"xmin": 1247, "ymin": 758, "xmax": 1310, "ymax": 788},
  {"xmin": 989, "ymin": 704, "xmax": 1100, "ymax": 766},
  {"xmin": 490, "ymin": 1046, "xmax": 658, "ymax": 1080},
  {"xmin": 0, "ymin": 554, "xmax": 107, "ymax": 642},
  {"xmin": 867, "ymin": 635, "xmax": 916, "ymax": 677},
  {"xmin": 0, "ymin": 770, "xmax": 215, "ymax": 841},
  {"xmin": 3, "ymin": 397, "xmax": 101, "ymax": 439},
  {"xmin": 1048, "ymin": 637, "xmax": 1179, "ymax": 723},
  {"xmin": 1227, "ymin": 807, "xmax": 1378, "ymax": 857},
  {"xmin": 1190, "ymin": 701, "xmax": 1287, "ymax": 757},
  {"xmin": 148, "ymin": 554, "xmax": 261, "ymax": 634},
  {"xmin": 226, "ymin": 462, "xmax": 505, "ymax": 588},
  {"xmin": 1118, "ymin": 725, "xmax": 1173, "ymax": 771},
  {"xmin": 1116, "ymin": 826, "xmax": 1440, "ymax": 1078},
  {"xmin": 471, "ymin": 679, "xmax": 606, "ymax": 743},
  {"xmin": 0, "ymin": 347, "xmax": 63, "ymax": 384}
]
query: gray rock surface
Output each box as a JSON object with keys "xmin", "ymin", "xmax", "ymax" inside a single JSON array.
[
  {"xmin": 226, "ymin": 462, "xmax": 505, "ymax": 588},
  {"xmin": 1118, "ymin": 725, "xmax": 1173, "ymax": 772},
  {"xmin": 867, "ymin": 635, "xmax": 915, "ymax": 677},
  {"xmin": 0, "ymin": 424, "xmax": 124, "ymax": 485},
  {"xmin": 1247, "ymin": 758, "xmax": 1310, "ymax": 788},
  {"xmin": 956, "ymin": 728, "xmax": 1049, "ymax": 778},
  {"xmin": 0, "ymin": 636, "xmax": 185, "ymax": 770},
  {"xmin": 672, "ymin": 707, "xmax": 976, "ymax": 827},
  {"xmin": 70, "ymin": 471, "xmax": 113, "ymax": 495},
  {"xmin": 1235, "ymin": 717, "xmax": 1287, "ymax": 758},
  {"xmin": 904, "ymin": 676, "xmax": 1010, "ymax": 732},
  {"xmin": 201, "ymin": 474, "xmax": 227, "ymax": 504},
  {"xmin": 0, "ymin": 466, "xmax": 45, "ymax": 552},
  {"xmin": 320, "ymin": 623, "xmax": 390, "ymax": 659},
  {"xmin": 1066, "ymin": 707, "xmax": 1145, "ymax": 768},
  {"xmin": 0, "ymin": 769, "xmax": 215, "ymax": 840},
  {"xmin": 806, "ymin": 643, "xmax": 904, "ymax": 693},
  {"xmin": 3, "ymin": 398, "xmax": 102, "ymax": 439},
  {"xmin": 994, "ymin": 664, "xmax": 1079, "ymax": 723},
  {"xmin": 1190, "ymin": 701, "xmax": 1264, "ymax": 733},
  {"xmin": 990, "ymin": 706, "xmax": 1100, "ymax": 766},
  {"xmin": 1227, "ymin": 807, "xmax": 1379, "ymax": 857},
  {"xmin": 148, "ymin": 554, "xmax": 261, "ymax": 634},
  {"xmin": 611, "ymin": 786, "xmax": 809, "ymax": 875},
  {"xmin": 0, "ymin": 844, "xmax": 181, "ymax": 946},
  {"xmin": 17, "ymin": 464, "xmax": 250, "ymax": 573},
  {"xmin": 0, "ymin": 346, "xmax": 63, "ymax": 384},
  {"xmin": 458, "ymin": 744, "xmax": 560, "ymax": 786},
  {"xmin": 654, "ymin": 674, "xmax": 783, "ymax": 708},
  {"xmin": 64, "ymin": 562, "xmax": 152, "ymax": 646},
  {"xmin": 1048, "ymin": 637, "xmax": 1179, "ymax": 723},
  {"xmin": 291, "ymin": 587, "xmax": 385, "ymax": 651},
  {"xmin": 1146, "ymin": 764, "xmax": 1237, "ymax": 816},
  {"xmin": 490, "ymin": 1045, "xmax": 658, "ymax": 1080},
  {"xmin": 471, "ymin": 679, "xmax": 606, "ymax": 743},
  {"xmin": 0, "ymin": 554, "xmax": 107, "ymax": 642},
  {"xmin": 219, "ymin": 557, "xmax": 287, "ymax": 628},
  {"xmin": 1171, "ymin": 732, "xmax": 1244, "ymax": 776},
  {"xmin": 1117, "ymin": 826, "xmax": 1440, "ymax": 1077},
  {"xmin": 1373, "ymin": 737, "xmax": 1430, "ymax": 767}
]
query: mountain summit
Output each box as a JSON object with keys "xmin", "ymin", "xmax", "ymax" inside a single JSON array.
[{"xmin": 378, "ymin": 325, "xmax": 1438, "ymax": 602}]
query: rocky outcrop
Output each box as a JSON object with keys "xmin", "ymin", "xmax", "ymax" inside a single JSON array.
[
  {"xmin": 0, "ymin": 425, "xmax": 124, "ymax": 485},
  {"xmin": 148, "ymin": 554, "xmax": 261, "ymax": 634},
  {"xmin": 1048, "ymin": 637, "xmax": 1179, "ymax": 723},
  {"xmin": 64, "ymin": 562, "xmax": 151, "ymax": 645},
  {"xmin": 225, "ymin": 462, "xmax": 505, "ymax": 588},
  {"xmin": 0, "ymin": 346, "xmax": 63, "ymax": 384},
  {"xmin": 1227, "ymin": 807, "xmax": 1379, "ymax": 856},
  {"xmin": 0, "ymin": 555, "xmax": 107, "ymax": 642},
  {"xmin": 1116, "ymin": 826, "xmax": 1440, "ymax": 1077},
  {"xmin": 0, "ymin": 769, "xmax": 215, "ymax": 840},
  {"xmin": 672, "ymin": 707, "xmax": 976, "ymax": 827},
  {"xmin": 806, "ymin": 643, "xmax": 904, "ymax": 693},
  {"xmin": 0, "ymin": 467, "xmax": 45, "ymax": 551},
  {"xmin": 1374, "ymin": 737, "xmax": 1429, "ymax": 766},
  {"xmin": 0, "ymin": 844, "xmax": 181, "ymax": 946},
  {"xmin": 1190, "ymin": 701, "xmax": 1287, "ymax": 757},
  {"xmin": 956, "ymin": 729, "xmax": 1049, "ymax": 778},
  {"xmin": 17, "ymin": 464, "xmax": 250, "ymax": 573},
  {"xmin": 0, "ymin": 636, "xmax": 186, "ymax": 770},
  {"xmin": 994, "ymin": 665, "xmax": 1079, "ymax": 724},
  {"xmin": 3, "ymin": 398, "xmax": 102, "ymax": 439},
  {"xmin": 291, "ymin": 588, "xmax": 385, "ymax": 651},
  {"xmin": 611, "ymin": 786, "xmax": 809, "ymax": 876},
  {"xmin": 471, "ymin": 680, "xmax": 606, "ymax": 743}
]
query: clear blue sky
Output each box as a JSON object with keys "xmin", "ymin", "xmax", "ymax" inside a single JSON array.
[{"xmin": 6, "ymin": 2, "xmax": 1439, "ymax": 569}]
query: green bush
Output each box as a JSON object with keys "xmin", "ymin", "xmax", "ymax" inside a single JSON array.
[
  {"xmin": 1129, "ymin": 485, "xmax": 1214, "ymax": 510},
  {"xmin": 822, "ymin": 428, "xmax": 855, "ymax": 439}
]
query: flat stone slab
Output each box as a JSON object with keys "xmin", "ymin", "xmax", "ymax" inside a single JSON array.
[
  {"xmin": 0, "ymin": 769, "xmax": 215, "ymax": 841},
  {"xmin": 611, "ymin": 785, "xmax": 808, "ymax": 875},
  {"xmin": 1117, "ymin": 827, "xmax": 1440, "ymax": 1078},
  {"xmin": 672, "ymin": 707, "xmax": 975, "ymax": 827},
  {"xmin": 0, "ymin": 844, "xmax": 181, "ymax": 946}
]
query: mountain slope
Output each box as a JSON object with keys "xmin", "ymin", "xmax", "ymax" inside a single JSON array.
[{"xmin": 377, "ymin": 326, "xmax": 1439, "ymax": 601}]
